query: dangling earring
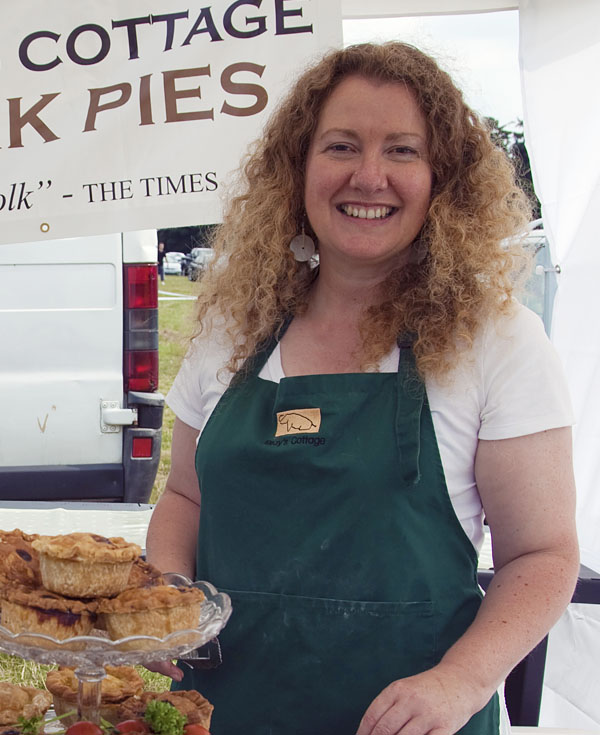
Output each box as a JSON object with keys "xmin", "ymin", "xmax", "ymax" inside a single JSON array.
[
  {"xmin": 410, "ymin": 237, "xmax": 428, "ymax": 264},
  {"xmin": 289, "ymin": 220, "xmax": 315, "ymax": 262}
]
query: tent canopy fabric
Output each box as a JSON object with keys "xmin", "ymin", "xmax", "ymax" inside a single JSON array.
[{"xmin": 341, "ymin": 1, "xmax": 518, "ymax": 19}]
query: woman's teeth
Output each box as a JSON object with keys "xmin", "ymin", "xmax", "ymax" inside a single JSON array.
[{"xmin": 339, "ymin": 205, "xmax": 394, "ymax": 219}]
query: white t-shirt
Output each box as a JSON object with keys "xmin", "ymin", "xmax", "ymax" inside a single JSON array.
[{"xmin": 167, "ymin": 303, "xmax": 574, "ymax": 553}]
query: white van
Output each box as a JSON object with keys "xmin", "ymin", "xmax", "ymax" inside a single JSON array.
[{"xmin": 0, "ymin": 230, "xmax": 164, "ymax": 502}]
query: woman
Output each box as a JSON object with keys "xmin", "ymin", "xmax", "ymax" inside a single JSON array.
[{"xmin": 146, "ymin": 42, "xmax": 579, "ymax": 735}]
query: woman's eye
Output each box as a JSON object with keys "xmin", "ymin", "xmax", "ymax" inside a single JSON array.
[
  {"xmin": 327, "ymin": 143, "xmax": 354, "ymax": 153},
  {"xmin": 389, "ymin": 146, "xmax": 420, "ymax": 160}
]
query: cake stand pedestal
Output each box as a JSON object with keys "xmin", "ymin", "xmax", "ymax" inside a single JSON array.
[
  {"xmin": 0, "ymin": 579, "xmax": 231, "ymax": 725},
  {"xmin": 75, "ymin": 666, "xmax": 106, "ymax": 723}
]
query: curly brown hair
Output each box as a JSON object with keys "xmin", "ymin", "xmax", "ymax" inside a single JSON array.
[{"xmin": 195, "ymin": 41, "xmax": 531, "ymax": 378}]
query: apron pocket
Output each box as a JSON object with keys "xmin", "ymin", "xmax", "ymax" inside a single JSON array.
[{"xmin": 194, "ymin": 588, "xmax": 436, "ymax": 735}]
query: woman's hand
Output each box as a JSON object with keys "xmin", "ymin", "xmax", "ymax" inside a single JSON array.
[
  {"xmin": 356, "ymin": 663, "xmax": 484, "ymax": 735},
  {"xmin": 143, "ymin": 659, "xmax": 184, "ymax": 682}
]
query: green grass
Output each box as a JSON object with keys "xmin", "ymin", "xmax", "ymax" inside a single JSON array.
[
  {"xmin": 0, "ymin": 655, "xmax": 53, "ymax": 690},
  {"xmin": 152, "ymin": 274, "xmax": 200, "ymax": 503},
  {"xmin": 0, "ymin": 654, "xmax": 171, "ymax": 693},
  {"xmin": 0, "ymin": 275, "xmax": 199, "ymax": 692}
]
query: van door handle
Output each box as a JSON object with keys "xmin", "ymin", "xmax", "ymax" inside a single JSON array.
[{"xmin": 100, "ymin": 400, "xmax": 138, "ymax": 433}]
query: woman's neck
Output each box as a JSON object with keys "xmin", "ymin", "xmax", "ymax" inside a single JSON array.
[
  {"xmin": 279, "ymin": 263, "xmax": 387, "ymax": 375},
  {"xmin": 305, "ymin": 260, "xmax": 385, "ymax": 323}
]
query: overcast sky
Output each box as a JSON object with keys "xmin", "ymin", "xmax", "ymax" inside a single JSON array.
[{"xmin": 343, "ymin": 10, "xmax": 522, "ymax": 128}]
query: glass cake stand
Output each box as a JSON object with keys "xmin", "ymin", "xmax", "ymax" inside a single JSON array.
[{"xmin": 0, "ymin": 578, "xmax": 231, "ymax": 724}]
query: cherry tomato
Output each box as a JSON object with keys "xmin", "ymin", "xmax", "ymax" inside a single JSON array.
[
  {"xmin": 115, "ymin": 721, "xmax": 150, "ymax": 734},
  {"xmin": 183, "ymin": 726, "xmax": 210, "ymax": 735},
  {"xmin": 65, "ymin": 723, "xmax": 103, "ymax": 735}
]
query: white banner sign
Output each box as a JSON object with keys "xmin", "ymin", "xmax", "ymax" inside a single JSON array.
[{"xmin": 0, "ymin": 1, "xmax": 341, "ymax": 244}]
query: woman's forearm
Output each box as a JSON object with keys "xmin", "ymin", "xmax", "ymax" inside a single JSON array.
[
  {"xmin": 437, "ymin": 542, "xmax": 579, "ymax": 710},
  {"xmin": 146, "ymin": 486, "xmax": 200, "ymax": 579}
]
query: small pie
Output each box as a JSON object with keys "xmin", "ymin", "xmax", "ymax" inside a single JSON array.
[
  {"xmin": 32, "ymin": 532, "xmax": 141, "ymax": 598},
  {"xmin": 98, "ymin": 584, "xmax": 204, "ymax": 646},
  {"xmin": 46, "ymin": 665, "xmax": 144, "ymax": 725},
  {"xmin": 117, "ymin": 689, "xmax": 213, "ymax": 729},
  {"xmin": 0, "ymin": 584, "xmax": 97, "ymax": 643},
  {"xmin": 0, "ymin": 529, "xmax": 41, "ymax": 588},
  {"xmin": 126, "ymin": 557, "xmax": 165, "ymax": 590},
  {"xmin": 0, "ymin": 681, "xmax": 52, "ymax": 728}
]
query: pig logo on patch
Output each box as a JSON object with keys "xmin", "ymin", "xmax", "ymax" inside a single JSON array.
[
  {"xmin": 279, "ymin": 412, "xmax": 316, "ymax": 432},
  {"xmin": 275, "ymin": 408, "xmax": 321, "ymax": 436}
]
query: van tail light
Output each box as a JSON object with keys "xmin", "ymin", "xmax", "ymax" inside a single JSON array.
[
  {"xmin": 125, "ymin": 265, "xmax": 158, "ymax": 309},
  {"xmin": 124, "ymin": 264, "xmax": 159, "ymax": 393},
  {"xmin": 132, "ymin": 436, "xmax": 153, "ymax": 458},
  {"xmin": 125, "ymin": 350, "xmax": 158, "ymax": 391}
]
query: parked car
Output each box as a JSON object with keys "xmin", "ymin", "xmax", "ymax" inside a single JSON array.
[
  {"xmin": 0, "ymin": 230, "xmax": 164, "ymax": 502},
  {"xmin": 164, "ymin": 251, "xmax": 185, "ymax": 275},
  {"xmin": 187, "ymin": 247, "xmax": 215, "ymax": 281},
  {"xmin": 179, "ymin": 248, "xmax": 197, "ymax": 278}
]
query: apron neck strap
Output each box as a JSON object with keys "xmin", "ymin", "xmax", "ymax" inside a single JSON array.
[
  {"xmin": 233, "ymin": 316, "xmax": 293, "ymax": 383},
  {"xmin": 395, "ymin": 339, "xmax": 425, "ymax": 486}
]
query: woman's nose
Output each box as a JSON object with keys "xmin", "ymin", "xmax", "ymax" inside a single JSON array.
[{"xmin": 349, "ymin": 155, "xmax": 388, "ymax": 192}]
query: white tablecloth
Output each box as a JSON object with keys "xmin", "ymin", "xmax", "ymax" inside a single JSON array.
[{"xmin": 0, "ymin": 501, "xmax": 154, "ymax": 550}]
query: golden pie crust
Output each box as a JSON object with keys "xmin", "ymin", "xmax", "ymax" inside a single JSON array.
[
  {"xmin": 46, "ymin": 665, "xmax": 144, "ymax": 725},
  {"xmin": 98, "ymin": 585, "xmax": 204, "ymax": 645},
  {"xmin": 0, "ymin": 682, "xmax": 52, "ymax": 726},
  {"xmin": 99, "ymin": 584, "xmax": 205, "ymax": 613},
  {"xmin": 118, "ymin": 690, "xmax": 214, "ymax": 728},
  {"xmin": 0, "ymin": 529, "xmax": 41, "ymax": 588},
  {"xmin": 32, "ymin": 532, "xmax": 141, "ymax": 562},
  {"xmin": 32, "ymin": 532, "xmax": 141, "ymax": 598},
  {"xmin": 0, "ymin": 529, "xmax": 39, "ymax": 546},
  {"xmin": 0, "ymin": 584, "xmax": 97, "ymax": 641},
  {"xmin": 126, "ymin": 557, "xmax": 165, "ymax": 589}
]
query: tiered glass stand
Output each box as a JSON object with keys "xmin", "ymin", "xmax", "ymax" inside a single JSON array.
[{"xmin": 0, "ymin": 579, "xmax": 231, "ymax": 724}]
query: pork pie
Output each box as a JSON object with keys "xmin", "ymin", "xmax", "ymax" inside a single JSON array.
[
  {"xmin": 46, "ymin": 665, "xmax": 144, "ymax": 725},
  {"xmin": 118, "ymin": 689, "xmax": 214, "ymax": 729},
  {"xmin": 0, "ymin": 529, "xmax": 41, "ymax": 588},
  {"xmin": 0, "ymin": 681, "xmax": 52, "ymax": 727},
  {"xmin": 98, "ymin": 584, "xmax": 204, "ymax": 646},
  {"xmin": 0, "ymin": 584, "xmax": 97, "ymax": 642},
  {"xmin": 32, "ymin": 532, "xmax": 141, "ymax": 598}
]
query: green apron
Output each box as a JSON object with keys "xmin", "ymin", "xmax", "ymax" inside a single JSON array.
[{"xmin": 176, "ymin": 335, "xmax": 499, "ymax": 734}]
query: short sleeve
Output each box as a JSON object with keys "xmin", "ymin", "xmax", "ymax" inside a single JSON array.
[
  {"xmin": 166, "ymin": 327, "xmax": 233, "ymax": 432},
  {"xmin": 478, "ymin": 304, "xmax": 575, "ymax": 440},
  {"xmin": 166, "ymin": 342, "xmax": 207, "ymax": 430}
]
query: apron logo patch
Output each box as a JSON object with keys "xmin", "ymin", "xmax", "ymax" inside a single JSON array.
[{"xmin": 275, "ymin": 408, "xmax": 321, "ymax": 436}]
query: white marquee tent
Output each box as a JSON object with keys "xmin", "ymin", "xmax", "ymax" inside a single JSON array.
[{"xmin": 340, "ymin": 1, "xmax": 600, "ymax": 730}]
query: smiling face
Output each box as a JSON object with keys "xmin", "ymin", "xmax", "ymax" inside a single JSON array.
[{"xmin": 304, "ymin": 75, "xmax": 432, "ymax": 275}]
